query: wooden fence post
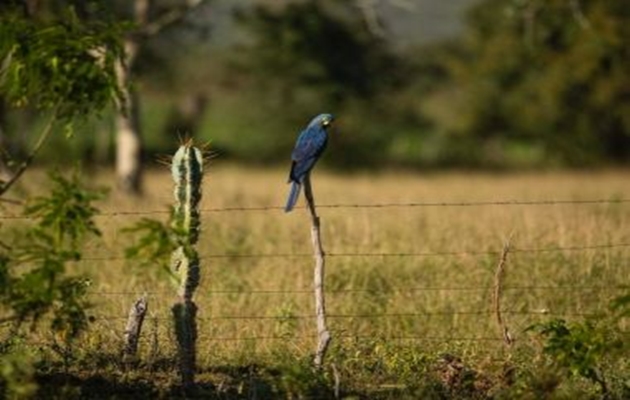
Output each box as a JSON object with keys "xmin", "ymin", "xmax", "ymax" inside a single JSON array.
[
  {"xmin": 304, "ymin": 174, "xmax": 331, "ymax": 368},
  {"xmin": 122, "ymin": 295, "xmax": 148, "ymax": 361},
  {"xmin": 493, "ymin": 233, "xmax": 514, "ymax": 346}
]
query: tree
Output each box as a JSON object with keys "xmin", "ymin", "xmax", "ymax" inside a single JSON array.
[
  {"xmin": 110, "ymin": 0, "xmax": 212, "ymax": 194},
  {"xmin": 438, "ymin": 0, "xmax": 630, "ymax": 166},
  {"xmin": 224, "ymin": 0, "xmax": 408, "ymax": 166},
  {"xmin": 0, "ymin": 1, "xmax": 214, "ymax": 195},
  {"xmin": 0, "ymin": 3, "xmax": 125, "ymax": 195}
]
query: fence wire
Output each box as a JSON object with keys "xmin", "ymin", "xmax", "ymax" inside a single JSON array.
[
  {"xmin": 87, "ymin": 285, "xmax": 629, "ymax": 297},
  {"xmin": 3, "ymin": 197, "xmax": 628, "ymax": 348},
  {"xmin": 1, "ymin": 197, "xmax": 629, "ymax": 220},
  {"xmin": 74, "ymin": 241, "xmax": 630, "ymax": 263}
]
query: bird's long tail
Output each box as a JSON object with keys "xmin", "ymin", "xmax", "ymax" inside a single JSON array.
[{"xmin": 285, "ymin": 181, "xmax": 302, "ymax": 212}]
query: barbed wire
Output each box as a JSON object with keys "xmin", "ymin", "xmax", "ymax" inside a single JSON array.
[
  {"xmin": 198, "ymin": 335, "xmax": 506, "ymax": 342},
  {"xmin": 1, "ymin": 197, "xmax": 628, "ymax": 220},
  {"xmin": 93, "ymin": 310, "xmax": 603, "ymax": 322},
  {"xmin": 194, "ymin": 331, "xmax": 628, "ymax": 342},
  {"xmin": 87, "ymin": 285, "xmax": 629, "ymax": 297},
  {"xmin": 23, "ymin": 335, "xmax": 507, "ymax": 345},
  {"xmin": 24, "ymin": 331, "xmax": 629, "ymax": 345},
  {"xmin": 74, "ymin": 242, "xmax": 630, "ymax": 263}
]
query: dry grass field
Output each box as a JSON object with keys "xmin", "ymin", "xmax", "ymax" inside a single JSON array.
[{"xmin": 3, "ymin": 166, "xmax": 630, "ymax": 398}]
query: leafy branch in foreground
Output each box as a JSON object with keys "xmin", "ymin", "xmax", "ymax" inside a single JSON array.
[
  {"xmin": 527, "ymin": 294, "xmax": 629, "ymax": 399},
  {"xmin": 0, "ymin": 170, "xmax": 104, "ymax": 397},
  {"xmin": 1, "ymin": 170, "xmax": 104, "ymax": 341},
  {"xmin": 123, "ymin": 217, "xmax": 178, "ymax": 280},
  {"xmin": 0, "ymin": 8, "xmax": 125, "ymax": 119},
  {"xmin": 0, "ymin": 6, "xmax": 126, "ymax": 195}
]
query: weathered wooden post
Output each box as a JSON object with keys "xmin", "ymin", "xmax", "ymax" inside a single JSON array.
[
  {"xmin": 493, "ymin": 234, "xmax": 514, "ymax": 346},
  {"xmin": 304, "ymin": 174, "xmax": 331, "ymax": 368},
  {"xmin": 169, "ymin": 140, "xmax": 204, "ymax": 389},
  {"xmin": 122, "ymin": 295, "xmax": 148, "ymax": 361}
]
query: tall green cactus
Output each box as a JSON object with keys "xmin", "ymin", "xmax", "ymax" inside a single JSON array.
[
  {"xmin": 170, "ymin": 141, "xmax": 203, "ymax": 301},
  {"xmin": 169, "ymin": 140, "xmax": 204, "ymax": 388}
]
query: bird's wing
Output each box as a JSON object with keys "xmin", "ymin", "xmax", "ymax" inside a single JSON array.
[{"xmin": 291, "ymin": 126, "xmax": 327, "ymax": 162}]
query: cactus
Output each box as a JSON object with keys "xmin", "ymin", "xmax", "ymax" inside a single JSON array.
[
  {"xmin": 169, "ymin": 140, "xmax": 204, "ymax": 388},
  {"xmin": 170, "ymin": 140, "xmax": 203, "ymax": 301}
]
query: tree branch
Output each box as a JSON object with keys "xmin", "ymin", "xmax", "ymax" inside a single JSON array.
[
  {"xmin": 141, "ymin": 0, "xmax": 211, "ymax": 37},
  {"xmin": 356, "ymin": 0, "xmax": 385, "ymax": 38},
  {"xmin": 0, "ymin": 109, "xmax": 58, "ymax": 197},
  {"xmin": 570, "ymin": 0, "xmax": 591, "ymax": 30}
]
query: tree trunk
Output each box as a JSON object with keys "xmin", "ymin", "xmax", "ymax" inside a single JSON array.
[
  {"xmin": 113, "ymin": 0, "xmax": 211, "ymax": 194},
  {"xmin": 114, "ymin": 0, "xmax": 149, "ymax": 195},
  {"xmin": 115, "ymin": 32, "xmax": 144, "ymax": 194}
]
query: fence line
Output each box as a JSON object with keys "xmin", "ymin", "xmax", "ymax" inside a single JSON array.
[
  {"xmin": 1, "ymin": 197, "xmax": 628, "ymax": 220},
  {"xmin": 87, "ymin": 285, "xmax": 630, "ymax": 297},
  {"xmin": 25, "ymin": 336, "xmax": 508, "ymax": 345},
  {"xmin": 199, "ymin": 335, "xmax": 505, "ymax": 342},
  {"xmin": 4, "ymin": 197, "xmax": 627, "ymax": 353},
  {"xmin": 93, "ymin": 311, "xmax": 603, "ymax": 322},
  {"xmin": 74, "ymin": 241, "xmax": 630, "ymax": 263}
]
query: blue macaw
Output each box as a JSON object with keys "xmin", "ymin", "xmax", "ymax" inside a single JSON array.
[{"xmin": 285, "ymin": 113, "xmax": 335, "ymax": 212}]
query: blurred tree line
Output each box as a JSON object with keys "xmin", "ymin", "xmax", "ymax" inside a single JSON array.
[
  {"xmin": 1, "ymin": 0, "xmax": 628, "ymax": 174},
  {"xmin": 436, "ymin": 0, "xmax": 630, "ymax": 167},
  {"xmin": 219, "ymin": 0, "xmax": 628, "ymax": 168}
]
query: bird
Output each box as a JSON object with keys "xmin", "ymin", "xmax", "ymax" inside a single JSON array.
[{"xmin": 285, "ymin": 113, "xmax": 335, "ymax": 212}]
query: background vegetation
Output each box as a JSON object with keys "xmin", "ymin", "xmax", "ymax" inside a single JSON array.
[{"xmin": 2, "ymin": 0, "xmax": 628, "ymax": 171}]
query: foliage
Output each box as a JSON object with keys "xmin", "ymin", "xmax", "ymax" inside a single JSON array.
[
  {"xmin": 2, "ymin": 0, "xmax": 629, "ymax": 170},
  {"xmin": 0, "ymin": 4, "xmax": 126, "ymax": 197},
  {"xmin": 233, "ymin": 0, "xmax": 399, "ymax": 103},
  {"xmin": 2, "ymin": 171, "xmax": 103, "ymax": 336},
  {"xmin": 0, "ymin": 171, "xmax": 104, "ymax": 397},
  {"xmin": 527, "ymin": 293, "xmax": 629, "ymax": 398},
  {"xmin": 217, "ymin": 0, "xmax": 412, "ymax": 166},
  {"xmin": 0, "ymin": 347, "xmax": 36, "ymax": 399},
  {"xmin": 0, "ymin": 6, "xmax": 125, "ymax": 120},
  {"xmin": 123, "ymin": 217, "xmax": 177, "ymax": 278},
  {"xmin": 434, "ymin": 0, "xmax": 630, "ymax": 166},
  {"xmin": 24, "ymin": 170, "xmax": 102, "ymax": 244}
]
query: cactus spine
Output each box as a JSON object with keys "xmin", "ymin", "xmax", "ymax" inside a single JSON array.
[{"xmin": 170, "ymin": 140, "xmax": 203, "ymax": 388}]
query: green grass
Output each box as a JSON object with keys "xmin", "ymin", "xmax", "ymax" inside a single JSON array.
[{"xmin": 3, "ymin": 167, "xmax": 630, "ymax": 398}]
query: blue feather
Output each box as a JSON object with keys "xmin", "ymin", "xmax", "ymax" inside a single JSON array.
[{"xmin": 285, "ymin": 181, "xmax": 302, "ymax": 212}]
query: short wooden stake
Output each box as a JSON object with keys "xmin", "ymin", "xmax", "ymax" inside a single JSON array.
[
  {"xmin": 123, "ymin": 295, "xmax": 148, "ymax": 360},
  {"xmin": 493, "ymin": 234, "xmax": 514, "ymax": 346}
]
